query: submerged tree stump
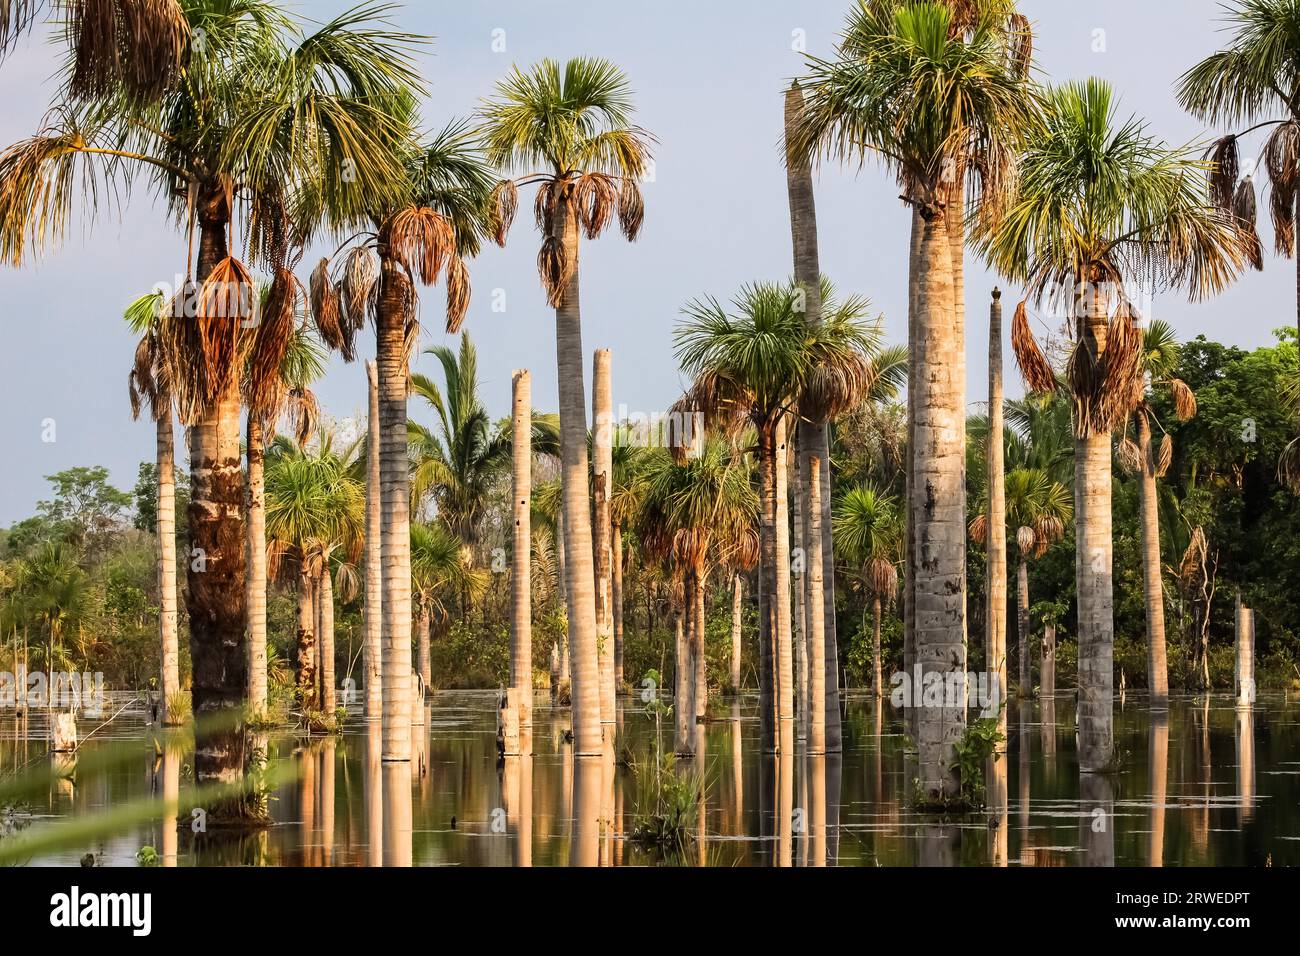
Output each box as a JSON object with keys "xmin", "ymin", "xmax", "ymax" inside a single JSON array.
[{"xmin": 50, "ymin": 711, "xmax": 77, "ymax": 753}]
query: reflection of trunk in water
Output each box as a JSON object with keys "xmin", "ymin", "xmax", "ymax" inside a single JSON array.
[
  {"xmin": 319, "ymin": 738, "xmax": 336, "ymax": 867},
  {"xmin": 1148, "ymin": 711, "xmax": 1168, "ymax": 867},
  {"xmin": 1079, "ymin": 772, "xmax": 1115, "ymax": 867},
  {"xmin": 364, "ymin": 721, "xmax": 383, "ymax": 867},
  {"xmin": 571, "ymin": 755, "xmax": 602, "ymax": 867},
  {"xmin": 1236, "ymin": 706, "xmax": 1255, "ymax": 827},
  {"xmin": 1017, "ymin": 704, "xmax": 1032, "ymax": 865},
  {"xmin": 381, "ymin": 761, "xmax": 412, "ymax": 867},
  {"xmin": 987, "ymin": 750, "xmax": 1008, "ymax": 866}
]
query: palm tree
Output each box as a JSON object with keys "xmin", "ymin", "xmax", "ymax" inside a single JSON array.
[
  {"xmin": 510, "ymin": 368, "xmax": 533, "ymax": 749},
  {"xmin": 592, "ymin": 348, "xmax": 615, "ymax": 729},
  {"xmin": 1116, "ymin": 320, "xmax": 1198, "ymax": 706},
  {"xmin": 310, "ymin": 111, "xmax": 498, "ymax": 763},
  {"xmin": 676, "ymin": 281, "xmax": 877, "ymax": 752},
  {"xmin": 411, "ymin": 521, "xmax": 486, "ymax": 691},
  {"xmin": 609, "ymin": 433, "xmax": 648, "ymax": 690},
  {"xmin": 479, "ymin": 57, "xmax": 653, "ymax": 756},
  {"xmin": 1178, "ymin": 0, "xmax": 1300, "ymax": 341},
  {"xmin": 985, "ymin": 289, "xmax": 1008, "ymax": 741},
  {"xmin": 125, "ymin": 290, "xmax": 181, "ymax": 725},
  {"xmin": 977, "ymin": 79, "xmax": 1248, "ymax": 771},
  {"xmin": 0, "ymin": 0, "xmax": 417, "ymax": 812},
  {"xmin": 363, "ymin": 361, "xmax": 382, "ymax": 719},
  {"xmin": 834, "ymin": 484, "xmax": 901, "ymax": 699},
  {"xmin": 791, "ymin": 0, "xmax": 1034, "ymax": 802}
]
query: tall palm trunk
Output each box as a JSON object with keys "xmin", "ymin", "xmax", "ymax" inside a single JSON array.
[
  {"xmin": 693, "ymin": 567, "xmax": 707, "ymax": 721},
  {"xmin": 1075, "ymin": 285, "xmax": 1115, "ymax": 773},
  {"xmin": 297, "ymin": 565, "xmax": 317, "ymax": 709},
  {"xmin": 807, "ymin": 456, "xmax": 827, "ymax": 755},
  {"xmin": 320, "ymin": 566, "xmax": 336, "ymax": 714},
  {"xmin": 912, "ymin": 204, "xmax": 965, "ymax": 803},
  {"xmin": 188, "ymin": 193, "xmax": 250, "ymax": 809},
  {"xmin": 416, "ymin": 603, "xmax": 431, "ymax": 694},
  {"xmin": 1136, "ymin": 411, "xmax": 1168, "ymax": 706},
  {"xmin": 155, "ymin": 407, "xmax": 181, "ymax": 726},
  {"xmin": 872, "ymin": 596, "xmax": 883, "ymax": 698},
  {"xmin": 773, "ymin": 417, "xmax": 795, "ymax": 733},
  {"xmin": 784, "ymin": 83, "xmax": 840, "ymax": 752},
  {"xmin": 363, "ymin": 361, "xmax": 383, "ymax": 719},
  {"xmin": 792, "ymin": 451, "xmax": 808, "ymax": 735},
  {"xmin": 1017, "ymin": 558, "xmax": 1031, "ymax": 693},
  {"xmin": 553, "ymin": 203, "xmax": 602, "ymax": 756},
  {"xmin": 673, "ymin": 599, "xmax": 693, "ymax": 756},
  {"xmin": 377, "ymin": 253, "xmax": 413, "ymax": 762},
  {"xmin": 1041, "ymin": 622, "xmax": 1056, "ymax": 697},
  {"xmin": 903, "ymin": 210, "xmax": 923, "ymax": 741},
  {"xmin": 555, "ymin": 509, "xmax": 570, "ymax": 690},
  {"xmin": 612, "ymin": 524, "xmax": 624, "ymax": 688},
  {"xmin": 511, "ymin": 369, "xmax": 533, "ymax": 750},
  {"xmin": 245, "ymin": 416, "xmax": 268, "ymax": 719},
  {"xmin": 730, "ymin": 573, "xmax": 743, "ymax": 691},
  {"xmin": 592, "ymin": 348, "xmax": 615, "ymax": 728},
  {"xmin": 986, "ymin": 290, "xmax": 1007, "ymax": 746}
]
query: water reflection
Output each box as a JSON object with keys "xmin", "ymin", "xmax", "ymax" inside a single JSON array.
[{"xmin": 3, "ymin": 691, "xmax": 1296, "ymax": 867}]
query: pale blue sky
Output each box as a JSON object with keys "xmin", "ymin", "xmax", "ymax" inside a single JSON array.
[{"xmin": 0, "ymin": 0, "xmax": 1288, "ymax": 522}]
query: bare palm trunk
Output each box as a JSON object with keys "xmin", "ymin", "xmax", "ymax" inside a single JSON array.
[
  {"xmin": 297, "ymin": 566, "xmax": 317, "ymax": 709},
  {"xmin": 693, "ymin": 567, "xmax": 707, "ymax": 721},
  {"xmin": 807, "ymin": 456, "xmax": 827, "ymax": 755},
  {"xmin": 555, "ymin": 509, "xmax": 570, "ymax": 691},
  {"xmin": 793, "ymin": 448, "xmax": 808, "ymax": 736},
  {"xmin": 903, "ymin": 210, "xmax": 922, "ymax": 742},
  {"xmin": 553, "ymin": 206, "xmax": 601, "ymax": 756},
  {"xmin": 912, "ymin": 204, "xmax": 965, "ymax": 803},
  {"xmin": 987, "ymin": 290, "xmax": 1007, "ymax": 747},
  {"xmin": 363, "ymin": 361, "xmax": 382, "ymax": 719},
  {"xmin": 320, "ymin": 567, "xmax": 336, "ymax": 715},
  {"xmin": 872, "ymin": 596, "xmax": 883, "ymax": 698},
  {"xmin": 784, "ymin": 83, "xmax": 840, "ymax": 752},
  {"xmin": 156, "ymin": 408, "xmax": 181, "ymax": 725},
  {"xmin": 1042, "ymin": 622, "xmax": 1056, "ymax": 697},
  {"xmin": 245, "ymin": 416, "xmax": 268, "ymax": 720},
  {"xmin": 188, "ymin": 196, "xmax": 250, "ymax": 814},
  {"xmin": 1136, "ymin": 411, "xmax": 1168, "ymax": 706},
  {"xmin": 511, "ymin": 369, "xmax": 533, "ymax": 752},
  {"xmin": 1235, "ymin": 592, "xmax": 1255, "ymax": 707},
  {"xmin": 774, "ymin": 417, "xmax": 795, "ymax": 732},
  {"xmin": 592, "ymin": 349, "xmax": 616, "ymax": 729},
  {"xmin": 416, "ymin": 604, "xmax": 431, "ymax": 694},
  {"xmin": 1017, "ymin": 558, "xmax": 1031, "ymax": 694},
  {"xmin": 673, "ymin": 599, "xmax": 693, "ymax": 756},
  {"xmin": 613, "ymin": 524, "xmax": 624, "ymax": 689},
  {"xmin": 730, "ymin": 573, "xmax": 743, "ymax": 691},
  {"xmin": 377, "ymin": 253, "xmax": 413, "ymax": 762},
  {"xmin": 1075, "ymin": 286, "xmax": 1115, "ymax": 774}
]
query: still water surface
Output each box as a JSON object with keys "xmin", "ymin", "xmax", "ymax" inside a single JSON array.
[{"xmin": 2, "ymin": 690, "xmax": 1296, "ymax": 866}]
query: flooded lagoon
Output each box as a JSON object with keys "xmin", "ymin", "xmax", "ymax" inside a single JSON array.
[{"xmin": 2, "ymin": 691, "xmax": 1296, "ymax": 867}]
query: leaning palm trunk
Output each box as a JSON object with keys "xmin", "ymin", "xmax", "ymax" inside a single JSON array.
[
  {"xmin": 245, "ymin": 416, "xmax": 269, "ymax": 719},
  {"xmin": 297, "ymin": 565, "xmax": 317, "ymax": 709},
  {"xmin": 188, "ymin": 201, "xmax": 250, "ymax": 810},
  {"xmin": 730, "ymin": 573, "xmax": 743, "ymax": 691},
  {"xmin": 912, "ymin": 206, "xmax": 965, "ymax": 803},
  {"xmin": 320, "ymin": 567, "xmax": 336, "ymax": 714},
  {"xmin": 592, "ymin": 349, "xmax": 616, "ymax": 728},
  {"xmin": 156, "ymin": 408, "xmax": 181, "ymax": 726},
  {"xmin": 806, "ymin": 456, "xmax": 827, "ymax": 755},
  {"xmin": 553, "ymin": 206, "xmax": 602, "ymax": 756},
  {"xmin": 986, "ymin": 290, "xmax": 1008, "ymax": 745},
  {"xmin": 784, "ymin": 83, "xmax": 840, "ymax": 752},
  {"xmin": 363, "ymin": 361, "xmax": 383, "ymax": 719},
  {"xmin": 1075, "ymin": 288, "xmax": 1116, "ymax": 773},
  {"xmin": 1136, "ymin": 412, "xmax": 1168, "ymax": 706},
  {"xmin": 1017, "ymin": 558, "xmax": 1031, "ymax": 693},
  {"xmin": 377, "ymin": 254, "xmax": 413, "ymax": 762},
  {"xmin": 511, "ymin": 369, "xmax": 533, "ymax": 751}
]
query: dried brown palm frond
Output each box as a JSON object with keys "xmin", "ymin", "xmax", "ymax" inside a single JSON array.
[
  {"xmin": 489, "ymin": 179, "xmax": 517, "ymax": 247},
  {"xmin": 246, "ymin": 184, "xmax": 294, "ymax": 273},
  {"xmin": 537, "ymin": 234, "xmax": 570, "ymax": 308},
  {"xmin": 69, "ymin": 0, "xmax": 187, "ymax": 103},
  {"xmin": 1, "ymin": 0, "xmax": 40, "ymax": 52},
  {"xmin": 725, "ymin": 526, "xmax": 759, "ymax": 573},
  {"xmin": 1096, "ymin": 304, "xmax": 1144, "ymax": 429},
  {"xmin": 672, "ymin": 527, "xmax": 710, "ymax": 571},
  {"xmin": 1155, "ymin": 433, "xmax": 1174, "ymax": 478},
  {"xmin": 402, "ymin": 314, "xmax": 421, "ymax": 383},
  {"xmin": 128, "ymin": 334, "xmax": 155, "ymax": 420},
  {"xmin": 868, "ymin": 556, "xmax": 898, "ymax": 604},
  {"xmin": 1012, "ymin": 300, "xmax": 1057, "ymax": 395},
  {"xmin": 968, "ymin": 513, "xmax": 988, "ymax": 546},
  {"xmin": 1266, "ymin": 122, "xmax": 1300, "ymax": 257},
  {"xmin": 574, "ymin": 172, "xmax": 617, "ymax": 239},
  {"xmin": 160, "ymin": 279, "xmax": 204, "ymax": 423},
  {"xmin": 1233, "ymin": 176, "xmax": 1265, "ymax": 272},
  {"xmin": 1179, "ymin": 526, "xmax": 1207, "ymax": 583},
  {"xmin": 444, "ymin": 255, "xmax": 470, "ymax": 333},
  {"xmin": 384, "ymin": 205, "xmax": 454, "ymax": 285},
  {"xmin": 339, "ymin": 246, "xmax": 378, "ymax": 331},
  {"xmin": 1209, "ymin": 136, "xmax": 1239, "ymax": 214},
  {"xmin": 534, "ymin": 179, "xmax": 566, "ymax": 235},
  {"xmin": 309, "ymin": 257, "xmax": 345, "ymax": 356},
  {"xmin": 1168, "ymin": 377, "xmax": 1197, "ymax": 421},
  {"xmin": 1066, "ymin": 336, "xmax": 1101, "ymax": 437},
  {"xmin": 1016, "ymin": 525, "xmax": 1037, "ymax": 555},
  {"xmin": 284, "ymin": 387, "xmax": 319, "ymax": 447},
  {"xmin": 1007, "ymin": 12, "xmax": 1033, "ymax": 79},
  {"xmin": 244, "ymin": 267, "xmax": 297, "ymax": 418},
  {"xmin": 1033, "ymin": 514, "xmax": 1064, "ymax": 552},
  {"xmin": 801, "ymin": 351, "xmax": 874, "ymax": 422},
  {"xmin": 1116, "ymin": 435, "xmax": 1142, "ymax": 477},
  {"xmin": 195, "ymin": 255, "xmax": 253, "ymax": 402},
  {"xmin": 673, "ymin": 371, "xmax": 751, "ymax": 454},
  {"xmin": 618, "ymin": 177, "xmax": 644, "ymax": 240}
]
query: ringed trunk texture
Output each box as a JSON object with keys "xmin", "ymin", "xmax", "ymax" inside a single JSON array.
[
  {"xmin": 187, "ymin": 200, "xmax": 251, "ymax": 815},
  {"xmin": 872, "ymin": 597, "xmax": 883, "ymax": 698},
  {"xmin": 806, "ymin": 456, "xmax": 827, "ymax": 755},
  {"xmin": 156, "ymin": 409, "xmax": 181, "ymax": 725},
  {"xmin": 986, "ymin": 290, "xmax": 1007, "ymax": 748},
  {"xmin": 911, "ymin": 205, "xmax": 965, "ymax": 803},
  {"xmin": 1136, "ymin": 411, "xmax": 1168, "ymax": 706},
  {"xmin": 793, "ymin": 446, "xmax": 808, "ymax": 736},
  {"xmin": 416, "ymin": 606, "xmax": 431, "ymax": 693},
  {"xmin": 377, "ymin": 253, "xmax": 413, "ymax": 762},
  {"xmin": 320, "ymin": 568, "xmax": 336, "ymax": 714},
  {"xmin": 1075, "ymin": 286, "xmax": 1115, "ymax": 773},
  {"xmin": 1235, "ymin": 593, "xmax": 1255, "ymax": 708},
  {"xmin": 774, "ymin": 417, "xmax": 794, "ymax": 731},
  {"xmin": 297, "ymin": 567, "xmax": 317, "ymax": 709},
  {"xmin": 555, "ymin": 510, "xmax": 570, "ymax": 689},
  {"xmin": 363, "ymin": 361, "xmax": 383, "ymax": 719},
  {"xmin": 730, "ymin": 573, "xmax": 743, "ymax": 691},
  {"xmin": 245, "ymin": 416, "xmax": 268, "ymax": 719},
  {"xmin": 511, "ymin": 369, "xmax": 533, "ymax": 752},
  {"xmin": 903, "ymin": 210, "xmax": 923, "ymax": 741},
  {"xmin": 1017, "ymin": 558, "xmax": 1031, "ymax": 694},
  {"xmin": 693, "ymin": 568, "xmax": 707, "ymax": 721},
  {"xmin": 674, "ymin": 602, "xmax": 693, "ymax": 756},
  {"xmin": 613, "ymin": 524, "xmax": 624, "ymax": 689},
  {"xmin": 592, "ymin": 348, "xmax": 616, "ymax": 728},
  {"xmin": 554, "ymin": 205, "xmax": 601, "ymax": 756},
  {"xmin": 1042, "ymin": 623, "xmax": 1056, "ymax": 697}
]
